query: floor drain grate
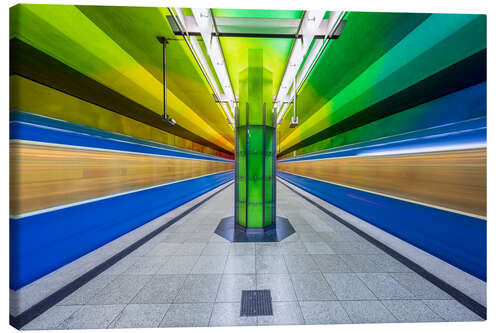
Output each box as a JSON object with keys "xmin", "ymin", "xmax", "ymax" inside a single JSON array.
[{"xmin": 240, "ymin": 289, "xmax": 273, "ymax": 316}]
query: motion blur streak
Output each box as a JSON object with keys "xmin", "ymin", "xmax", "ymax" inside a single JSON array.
[
  {"xmin": 279, "ymin": 148, "xmax": 485, "ymax": 217},
  {"xmin": 10, "ymin": 142, "xmax": 233, "ymax": 216}
]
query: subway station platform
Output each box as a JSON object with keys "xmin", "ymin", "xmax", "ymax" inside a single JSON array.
[
  {"xmin": 19, "ymin": 181, "xmax": 482, "ymax": 329},
  {"xmin": 8, "ymin": 5, "xmax": 487, "ymax": 330}
]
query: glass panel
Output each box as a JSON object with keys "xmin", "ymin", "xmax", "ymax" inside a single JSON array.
[{"xmin": 247, "ymin": 203, "xmax": 262, "ymax": 228}]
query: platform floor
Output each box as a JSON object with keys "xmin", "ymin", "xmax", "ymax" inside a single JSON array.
[{"xmin": 22, "ymin": 182, "xmax": 482, "ymax": 329}]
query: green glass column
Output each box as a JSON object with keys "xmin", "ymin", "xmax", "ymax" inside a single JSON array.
[{"xmin": 235, "ymin": 49, "xmax": 276, "ymax": 230}]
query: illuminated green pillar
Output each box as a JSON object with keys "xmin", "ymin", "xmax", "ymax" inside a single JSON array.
[{"xmin": 235, "ymin": 49, "xmax": 276, "ymax": 230}]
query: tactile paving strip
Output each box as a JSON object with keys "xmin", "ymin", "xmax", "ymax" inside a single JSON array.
[{"xmin": 240, "ymin": 289, "xmax": 273, "ymax": 316}]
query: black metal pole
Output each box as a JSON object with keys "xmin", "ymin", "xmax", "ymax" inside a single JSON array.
[
  {"xmin": 156, "ymin": 36, "xmax": 170, "ymax": 122},
  {"xmin": 162, "ymin": 38, "xmax": 167, "ymax": 121}
]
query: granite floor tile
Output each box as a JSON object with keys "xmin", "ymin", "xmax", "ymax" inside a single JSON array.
[
  {"xmin": 124, "ymin": 256, "xmax": 168, "ymax": 275},
  {"xmin": 174, "ymin": 224, "xmax": 198, "ymax": 233},
  {"xmin": 422, "ymin": 300, "xmax": 483, "ymax": 321},
  {"xmin": 300, "ymin": 301, "xmax": 351, "ymax": 325},
  {"xmin": 147, "ymin": 242, "xmax": 179, "ymax": 256},
  {"xmin": 191, "ymin": 255, "xmax": 227, "ymax": 274},
  {"xmin": 159, "ymin": 303, "xmax": 213, "ymax": 327},
  {"xmin": 279, "ymin": 241, "xmax": 309, "ymax": 255},
  {"xmin": 58, "ymin": 304, "xmax": 125, "ymax": 329},
  {"xmin": 174, "ymin": 274, "xmax": 221, "ymax": 303},
  {"xmin": 366, "ymin": 254, "xmax": 412, "ymax": 272},
  {"xmin": 340, "ymin": 254, "xmax": 382, "ymax": 272},
  {"xmin": 256, "ymin": 243, "xmax": 280, "ymax": 256},
  {"xmin": 382, "ymin": 300, "xmax": 444, "ymax": 322},
  {"xmin": 224, "ymin": 255, "xmax": 255, "ymax": 274},
  {"xmin": 101, "ymin": 255, "xmax": 139, "ymax": 275},
  {"xmin": 303, "ymin": 241, "xmax": 335, "ymax": 254},
  {"xmin": 290, "ymin": 273, "xmax": 336, "ymax": 301},
  {"xmin": 257, "ymin": 274, "xmax": 297, "ymax": 301},
  {"xmin": 340, "ymin": 300, "xmax": 397, "ymax": 323},
  {"xmin": 173, "ymin": 243, "xmax": 207, "ymax": 256},
  {"xmin": 258, "ymin": 301, "xmax": 304, "ymax": 325},
  {"xmin": 196, "ymin": 224, "xmax": 217, "ymax": 233},
  {"xmin": 87, "ymin": 275, "xmax": 152, "ymax": 305},
  {"xmin": 390, "ymin": 272, "xmax": 453, "ymax": 299},
  {"xmin": 160, "ymin": 232, "xmax": 190, "ymax": 243},
  {"xmin": 209, "ymin": 234, "xmax": 231, "ymax": 243},
  {"xmin": 292, "ymin": 223, "xmax": 315, "ymax": 233},
  {"xmin": 324, "ymin": 273, "xmax": 377, "ymax": 300},
  {"xmin": 157, "ymin": 255, "xmax": 199, "ymax": 274},
  {"xmin": 256, "ymin": 255, "xmax": 288, "ymax": 274},
  {"xmin": 183, "ymin": 232, "xmax": 213, "ymax": 243},
  {"xmin": 109, "ymin": 303, "xmax": 170, "ymax": 328},
  {"xmin": 58, "ymin": 274, "xmax": 117, "ymax": 305},
  {"xmin": 201, "ymin": 243, "xmax": 230, "ymax": 256},
  {"xmin": 129, "ymin": 240, "xmax": 163, "ymax": 257},
  {"xmin": 329, "ymin": 241, "xmax": 383, "ymax": 255},
  {"xmin": 216, "ymin": 274, "xmax": 256, "ymax": 302},
  {"xmin": 229, "ymin": 243, "xmax": 255, "ymax": 256},
  {"xmin": 298, "ymin": 232, "xmax": 324, "ymax": 243},
  {"xmin": 284, "ymin": 255, "xmax": 320, "ymax": 273},
  {"xmin": 356, "ymin": 273, "xmax": 416, "ymax": 300},
  {"xmin": 22, "ymin": 305, "xmax": 82, "ymax": 330},
  {"xmin": 210, "ymin": 302, "xmax": 257, "ymax": 326},
  {"xmin": 132, "ymin": 275, "xmax": 186, "ymax": 304},
  {"xmin": 313, "ymin": 255, "xmax": 351, "ymax": 273}
]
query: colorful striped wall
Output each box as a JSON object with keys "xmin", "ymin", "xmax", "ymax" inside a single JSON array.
[
  {"xmin": 278, "ymin": 13, "xmax": 486, "ymax": 157},
  {"xmin": 10, "ymin": 75, "xmax": 232, "ymax": 159},
  {"xmin": 279, "ymin": 149, "xmax": 486, "ymax": 217},
  {"xmin": 10, "ymin": 142, "xmax": 232, "ymax": 216},
  {"xmin": 10, "ymin": 112, "xmax": 234, "ymax": 289}
]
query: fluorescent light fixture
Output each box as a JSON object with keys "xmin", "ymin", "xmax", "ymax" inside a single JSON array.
[
  {"xmin": 274, "ymin": 10, "xmax": 325, "ymax": 124},
  {"xmin": 170, "ymin": 8, "xmax": 235, "ymax": 126},
  {"xmin": 276, "ymin": 11, "xmax": 345, "ymax": 125},
  {"xmin": 192, "ymin": 8, "xmax": 237, "ymax": 121}
]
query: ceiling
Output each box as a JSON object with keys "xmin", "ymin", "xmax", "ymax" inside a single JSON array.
[{"xmin": 10, "ymin": 5, "xmax": 487, "ymax": 157}]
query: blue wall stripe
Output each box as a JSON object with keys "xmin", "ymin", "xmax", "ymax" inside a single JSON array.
[
  {"xmin": 280, "ymin": 117, "xmax": 486, "ymax": 163},
  {"xmin": 10, "ymin": 171, "xmax": 234, "ymax": 290},
  {"xmin": 10, "ymin": 111, "xmax": 232, "ymax": 162},
  {"xmin": 278, "ymin": 171, "xmax": 486, "ymax": 281},
  {"xmin": 281, "ymin": 81, "xmax": 486, "ymax": 161}
]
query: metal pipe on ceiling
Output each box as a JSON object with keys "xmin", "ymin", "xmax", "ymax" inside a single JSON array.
[{"xmin": 157, "ymin": 36, "xmax": 176, "ymax": 126}]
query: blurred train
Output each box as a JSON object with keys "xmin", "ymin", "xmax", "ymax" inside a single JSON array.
[
  {"xmin": 9, "ymin": 110, "xmax": 234, "ymax": 290},
  {"xmin": 278, "ymin": 116, "xmax": 486, "ymax": 282}
]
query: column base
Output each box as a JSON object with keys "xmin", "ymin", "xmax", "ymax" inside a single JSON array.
[{"xmin": 214, "ymin": 216, "xmax": 295, "ymax": 242}]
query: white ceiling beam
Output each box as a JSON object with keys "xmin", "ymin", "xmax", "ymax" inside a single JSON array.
[
  {"xmin": 172, "ymin": 16, "xmax": 335, "ymax": 37},
  {"xmin": 275, "ymin": 10, "xmax": 326, "ymax": 124},
  {"xmin": 192, "ymin": 8, "xmax": 236, "ymax": 120},
  {"xmin": 171, "ymin": 8, "xmax": 235, "ymax": 126},
  {"xmin": 276, "ymin": 11, "xmax": 345, "ymax": 125}
]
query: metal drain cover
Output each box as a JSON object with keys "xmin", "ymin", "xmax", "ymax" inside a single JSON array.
[{"xmin": 240, "ymin": 289, "xmax": 273, "ymax": 316}]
